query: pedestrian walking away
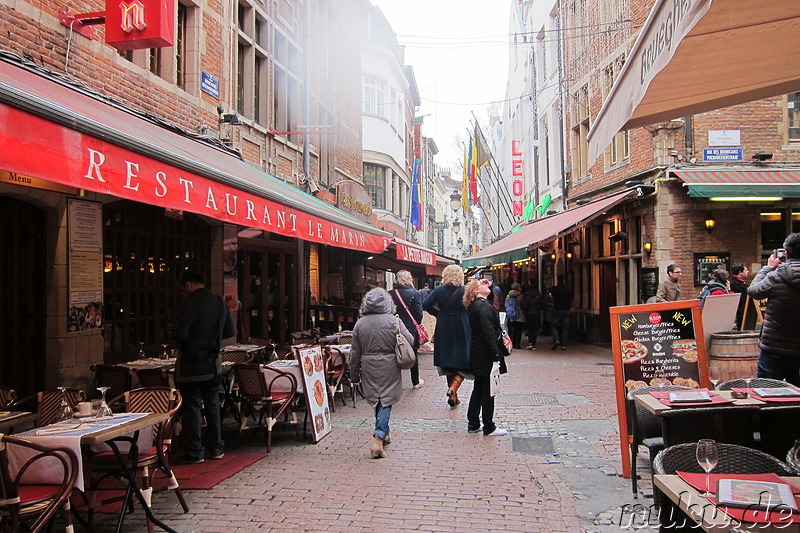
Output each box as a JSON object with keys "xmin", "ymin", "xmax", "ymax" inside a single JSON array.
[
  {"xmin": 422, "ymin": 264, "xmax": 472, "ymax": 407},
  {"xmin": 464, "ymin": 279, "xmax": 508, "ymax": 436},
  {"xmin": 523, "ymin": 283, "xmax": 542, "ymax": 349},
  {"xmin": 549, "ymin": 274, "xmax": 573, "ymax": 350},
  {"xmin": 747, "ymin": 234, "xmax": 800, "ymax": 386},
  {"xmin": 656, "ymin": 264, "xmax": 683, "ymax": 302},
  {"xmin": 389, "ymin": 269, "xmax": 425, "ymax": 389},
  {"xmin": 350, "ymin": 288, "xmax": 413, "ymax": 458},
  {"xmin": 174, "ymin": 270, "xmax": 235, "ymax": 464},
  {"xmin": 504, "ymin": 283, "xmax": 525, "ymax": 349}
]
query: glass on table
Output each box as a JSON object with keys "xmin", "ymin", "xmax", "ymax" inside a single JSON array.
[
  {"xmin": 742, "ymin": 373, "xmax": 755, "ymax": 393},
  {"xmin": 138, "ymin": 341, "xmax": 146, "ymax": 359},
  {"xmin": 95, "ymin": 386, "xmax": 112, "ymax": 418},
  {"xmin": 160, "ymin": 343, "xmax": 169, "ymax": 360},
  {"xmin": 57, "ymin": 386, "xmax": 74, "ymax": 421},
  {"xmin": 708, "ymin": 366, "xmax": 721, "ymax": 391},
  {"xmin": 696, "ymin": 439, "xmax": 718, "ymax": 498},
  {"xmin": 653, "ymin": 367, "xmax": 667, "ymax": 391},
  {"xmin": 789, "ymin": 440, "xmax": 800, "ymax": 473}
]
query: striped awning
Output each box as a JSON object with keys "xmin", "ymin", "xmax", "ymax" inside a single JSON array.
[{"xmin": 673, "ymin": 169, "xmax": 800, "ymax": 198}]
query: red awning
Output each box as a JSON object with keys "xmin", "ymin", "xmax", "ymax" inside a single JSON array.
[
  {"xmin": 394, "ymin": 238, "xmax": 436, "ymax": 266},
  {"xmin": 460, "ymin": 190, "xmax": 635, "ymax": 268},
  {"xmin": 672, "ymin": 168, "xmax": 800, "ymax": 197},
  {"xmin": 0, "ymin": 59, "xmax": 392, "ymax": 253}
]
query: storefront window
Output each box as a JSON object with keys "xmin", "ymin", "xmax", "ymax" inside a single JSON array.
[{"xmin": 760, "ymin": 210, "xmax": 786, "ymax": 250}]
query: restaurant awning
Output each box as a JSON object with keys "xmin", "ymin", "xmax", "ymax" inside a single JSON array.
[
  {"xmin": 588, "ymin": 0, "xmax": 800, "ymax": 165},
  {"xmin": 0, "ymin": 56, "xmax": 392, "ymax": 253},
  {"xmin": 672, "ymin": 168, "xmax": 800, "ymax": 198},
  {"xmin": 366, "ymin": 238, "xmax": 442, "ymax": 275},
  {"xmin": 460, "ymin": 190, "xmax": 635, "ymax": 268}
]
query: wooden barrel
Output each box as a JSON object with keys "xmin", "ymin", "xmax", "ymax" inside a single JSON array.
[{"xmin": 708, "ymin": 330, "xmax": 760, "ymax": 382}]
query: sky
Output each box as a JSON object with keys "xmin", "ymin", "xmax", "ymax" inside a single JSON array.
[{"xmin": 369, "ymin": 0, "xmax": 512, "ymax": 172}]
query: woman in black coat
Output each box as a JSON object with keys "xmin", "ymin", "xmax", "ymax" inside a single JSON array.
[
  {"xmin": 463, "ymin": 278, "xmax": 507, "ymax": 436},
  {"xmin": 390, "ymin": 270, "xmax": 425, "ymax": 388}
]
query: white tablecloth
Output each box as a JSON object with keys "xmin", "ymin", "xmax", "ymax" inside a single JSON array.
[
  {"xmin": 8, "ymin": 413, "xmax": 152, "ymax": 491},
  {"xmin": 267, "ymin": 360, "xmax": 305, "ymax": 394}
]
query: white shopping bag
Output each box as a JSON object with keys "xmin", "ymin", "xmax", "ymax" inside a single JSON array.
[{"xmin": 490, "ymin": 361, "xmax": 502, "ymax": 397}]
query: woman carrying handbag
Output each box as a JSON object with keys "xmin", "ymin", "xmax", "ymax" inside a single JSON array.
[{"xmin": 390, "ymin": 270, "xmax": 426, "ymax": 389}]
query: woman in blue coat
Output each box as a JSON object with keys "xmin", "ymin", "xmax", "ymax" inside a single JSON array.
[
  {"xmin": 390, "ymin": 270, "xmax": 425, "ymax": 389},
  {"xmin": 422, "ymin": 264, "xmax": 471, "ymax": 407}
]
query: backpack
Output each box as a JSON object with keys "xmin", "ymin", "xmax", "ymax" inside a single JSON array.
[{"xmin": 505, "ymin": 293, "xmax": 520, "ymax": 320}]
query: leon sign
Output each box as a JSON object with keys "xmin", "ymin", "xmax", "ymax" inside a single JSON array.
[{"xmin": 105, "ymin": 0, "xmax": 175, "ymax": 51}]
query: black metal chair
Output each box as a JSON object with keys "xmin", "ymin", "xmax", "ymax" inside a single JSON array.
[
  {"xmin": 627, "ymin": 385, "xmax": 691, "ymax": 497},
  {"xmin": 717, "ymin": 377, "xmax": 787, "ymax": 390},
  {"xmin": 660, "ymin": 405, "xmax": 760, "ymax": 448},
  {"xmin": 653, "ymin": 442, "xmax": 793, "ymax": 531},
  {"xmin": 757, "ymin": 405, "xmax": 800, "ymax": 461}
]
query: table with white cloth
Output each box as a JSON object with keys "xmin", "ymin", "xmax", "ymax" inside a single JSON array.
[
  {"xmin": 222, "ymin": 343, "xmax": 267, "ymax": 361},
  {"xmin": 0, "ymin": 410, "xmax": 38, "ymax": 432},
  {"xmin": 8, "ymin": 412, "xmax": 174, "ymax": 532},
  {"xmin": 117, "ymin": 357, "xmax": 177, "ymax": 371},
  {"xmin": 267, "ymin": 360, "xmax": 305, "ymax": 393}
]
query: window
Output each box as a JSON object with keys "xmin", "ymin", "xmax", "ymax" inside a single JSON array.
[
  {"xmin": 789, "ymin": 92, "xmax": 800, "ymax": 142},
  {"xmin": 603, "ymin": 55, "xmax": 630, "ymax": 165},
  {"xmin": 363, "ymin": 75, "xmax": 386, "ymax": 118},
  {"xmin": 570, "ymin": 84, "xmax": 590, "ymax": 179},
  {"xmin": 363, "ymin": 164, "xmax": 386, "ymax": 209},
  {"xmin": 272, "ymin": 30, "xmax": 300, "ymax": 139}
]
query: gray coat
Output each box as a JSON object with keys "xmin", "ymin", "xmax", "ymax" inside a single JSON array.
[
  {"xmin": 747, "ymin": 259, "xmax": 800, "ymax": 357},
  {"xmin": 350, "ymin": 289, "xmax": 413, "ymax": 408}
]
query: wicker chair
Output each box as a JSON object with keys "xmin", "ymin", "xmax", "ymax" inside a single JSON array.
[
  {"xmin": 135, "ymin": 367, "xmax": 171, "ymax": 387},
  {"xmin": 230, "ymin": 364, "xmax": 300, "ymax": 451},
  {"xmin": 627, "ymin": 385, "xmax": 691, "ymax": 497},
  {"xmin": 758, "ymin": 405, "xmax": 800, "ymax": 461},
  {"xmin": 660, "ymin": 405, "xmax": 759, "ymax": 449},
  {"xmin": 716, "ymin": 377, "xmax": 787, "ymax": 390},
  {"xmin": 0, "ymin": 434, "xmax": 79, "ymax": 533},
  {"xmin": 0, "ymin": 385, "xmax": 16, "ymax": 409},
  {"xmin": 84, "ymin": 387, "xmax": 188, "ymax": 528},
  {"xmin": 12, "ymin": 389, "xmax": 87, "ymax": 427},
  {"xmin": 92, "ymin": 364, "xmax": 133, "ymax": 407},
  {"xmin": 274, "ymin": 345, "xmax": 294, "ymax": 360},
  {"xmin": 323, "ymin": 346, "xmax": 353, "ymax": 411},
  {"xmin": 653, "ymin": 442, "xmax": 793, "ymax": 531}
]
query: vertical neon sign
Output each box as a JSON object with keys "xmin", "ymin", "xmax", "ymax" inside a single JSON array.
[{"xmin": 511, "ymin": 141, "xmax": 524, "ymax": 217}]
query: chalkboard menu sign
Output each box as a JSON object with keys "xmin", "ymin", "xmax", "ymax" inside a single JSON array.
[
  {"xmin": 610, "ymin": 300, "xmax": 708, "ymax": 478},
  {"xmin": 693, "ymin": 252, "xmax": 730, "ymax": 286}
]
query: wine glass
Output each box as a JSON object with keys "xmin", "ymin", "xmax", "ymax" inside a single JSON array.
[
  {"xmin": 654, "ymin": 367, "xmax": 667, "ymax": 392},
  {"xmin": 788, "ymin": 440, "xmax": 800, "ymax": 473},
  {"xmin": 95, "ymin": 386, "xmax": 112, "ymax": 418},
  {"xmin": 138, "ymin": 341, "xmax": 146, "ymax": 359},
  {"xmin": 743, "ymin": 373, "xmax": 755, "ymax": 394},
  {"xmin": 57, "ymin": 386, "xmax": 74, "ymax": 422},
  {"xmin": 708, "ymin": 366, "xmax": 722, "ymax": 391},
  {"xmin": 696, "ymin": 439, "xmax": 719, "ymax": 498},
  {"xmin": 161, "ymin": 343, "xmax": 169, "ymax": 360}
]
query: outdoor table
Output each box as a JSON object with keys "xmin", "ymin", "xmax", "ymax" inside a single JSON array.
[
  {"xmin": 117, "ymin": 357, "xmax": 177, "ymax": 371},
  {"xmin": 654, "ymin": 474, "xmax": 800, "ymax": 532},
  {"xmin": 9, "ymin": 412, "xmax": 174, "ymax": 533},
  {"xmin": 0, "ymin": 410, "xmax": 38, "ymax": 432},
  {"xmin": 223, "ymin": 343, "xmax": 267, "ymax": 359},
  {"xmin": 634, "ymin": 390, "xmax": 767, "ymax": 416},
  {"xmin": 267, "ymin": 360, "xmax": 304, "ymax": 393}
]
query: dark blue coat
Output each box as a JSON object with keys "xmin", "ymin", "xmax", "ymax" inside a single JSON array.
[
  {"xmin": 422, "ymin": 285, "xmax": 470, "ymax": 370},
  {"xmin": 390, "ymin": 284, "xmax": 423, "ymax": 351}
]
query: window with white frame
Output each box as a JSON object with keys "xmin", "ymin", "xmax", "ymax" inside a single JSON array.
[
  {"xmin": 363, "ymin": 75, "xmax": 387, "ymax": 118},
  {"xmin": 603, "ymin": 55, "xmax": 629, "ymax": 166},
  {"xmin": 788, "ymin": 92, "xmax": 800, "ymax": 142},
  {"xmin": 570, "ymin": 84, "xmax": 590, "ymax": 179},
  {"xmin": 364, "ymin": 163, "xmax": 386, "ymax": 209}
]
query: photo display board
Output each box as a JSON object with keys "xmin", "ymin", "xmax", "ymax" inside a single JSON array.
[
  {"xmin": 295, "ymin": 345, "xmax": 332, "ymax": 442},
  {"xmin": 610, "ymin": 300, "xmax": 709, "ymax": 478}
]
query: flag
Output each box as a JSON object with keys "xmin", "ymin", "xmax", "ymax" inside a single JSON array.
[
  {"xmin": 410, "ymin": 158, "xmax": 422, "ymax": 230},
  {"xmin": 475, "ymin": 124, "xmax": 490, "ymax": 168},
  {"xmin": 469, "ymin": 135, "xmax": 479, "ymax": 206},
  {"xmin": 461, "ymin": 146, "xmax": 470, "ymax": 213}
]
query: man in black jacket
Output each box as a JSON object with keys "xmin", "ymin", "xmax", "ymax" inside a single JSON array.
[
  {"xmin": 747, "ymin": 234, "xmax": 800, "ymax": 385},
  {"xmin": 176, "ymin": 271, "xmax": 235, "ymax": 463},
  {"xmin": 729, "ymin": 263, "xmax": 750, "ymax": 330}
]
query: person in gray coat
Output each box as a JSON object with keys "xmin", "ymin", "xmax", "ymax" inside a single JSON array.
[
  {"xmin": 350, "ymin": 288, "xmax": 413, "ymax": 459},
  {"xmin": 422, "ymin": 264, "xmax": 471, "ymax": 407},
  {"xmin": 747, "ymin": 233, "xmax": 800, "ymax": 385}
]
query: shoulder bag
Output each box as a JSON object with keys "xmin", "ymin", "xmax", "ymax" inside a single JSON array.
[
  {"xmin": 395, "ymin": 290, "xmax": 429, "ymax": 344},
  {"xmin": 395, "ymin": 317, "xmax": 416, "ymax": 369}
]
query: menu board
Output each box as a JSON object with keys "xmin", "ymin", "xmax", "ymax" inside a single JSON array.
[
  {"xmin": 295, "ymin": 345, "xmax": 332, "ymax": 443},
  {"xmin": 610, "ymin": 300, "xmax": 708, "ymax": 478}
]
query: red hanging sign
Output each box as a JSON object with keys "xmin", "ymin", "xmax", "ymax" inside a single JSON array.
[{"xmin": 105, "ymin": 0, "xmax": 174, "ymax": 50}]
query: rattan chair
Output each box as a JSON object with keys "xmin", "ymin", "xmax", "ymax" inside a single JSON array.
[
  {"xmin": 627, "ymin": 385, "xmax": 691, "ymax": 497},
  {"xmin": 0, "ymin": 385, "xmax": 16, "ymax": 409},
  {"xmin": 716, "ymin": 377, "xmax": 787, "ymax": 390},
  {"xmin": 758, "ymin": 405, "xmax": 800, "ymax": 461},
  {"xmin": 135, "ymin": 367, "xmax": 171, "ymax": 387},
  {"xmin": 660, "ymin": 405, "xmax": 759, "ymax": 448},
  {"xmin": 85, "ymin": 387, "xmax": 188, "ymax": 528},
  {"xmin": 653, "ymin": 442, "xmax": 793, "ymax": 531},
  {"xmin": 12, "ymin": 389, "xmax": 87, "ymax": 427},
  {"xmin": 274, "ymin": 345, "xmax": 294, "ymax": 360},
  {"xmin": 230, "ymin": 363, "xmax": 300, "ymax": 451},
  {"xmin": 221, "ymin": 350, "xmax": 252, "ymax": 364},
  {"xmin": 0, "ymin": 434, "xmax": 79, "ymax": 533},
  {"xmin": 323, "ymin": 346, "xmax": 353, "ymax": 411},
  {"xmin": 92, "ymin": 364, "xmax": 133, "ymax": 407}
]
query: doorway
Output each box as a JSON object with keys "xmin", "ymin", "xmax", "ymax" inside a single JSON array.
[
  {"xmin": 238, "ymin": 247, "xmax": 297, "ymax": 345},
  {"xmin": 0, "ymin": 197, "xmax": 46, "ymax": 397},
  {"xmin": 598, "ymin": 261, "xmax": 618, "ymax": 343}
]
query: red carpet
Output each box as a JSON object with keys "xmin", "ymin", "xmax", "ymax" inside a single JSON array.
[{"xmin": 73, "ymin": 452, "xmax": 266, "ymax": 513}]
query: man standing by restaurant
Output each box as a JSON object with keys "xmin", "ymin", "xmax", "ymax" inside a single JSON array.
[
  {"xmin": 656, "ymin": 264, "xmax": 683, "ymax": 302},
  {"xmin": 549, "ymin": 275, "xmax": 573, "ymax": 351},
  {"xmin": 175, "ymin": 271, "xmax": 235, "ymax": 463},
  {"xmin": 747, "ymin": 234, "xmax": 800, "ymax": 385},
  {"xmin": 729, "ymin": 263, "xmax": 750, "ymax": 330}
]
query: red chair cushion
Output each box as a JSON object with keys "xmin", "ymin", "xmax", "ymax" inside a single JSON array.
[{"xmin": 18, "ymin": 484, "xmax": 59, "ymax": 505}]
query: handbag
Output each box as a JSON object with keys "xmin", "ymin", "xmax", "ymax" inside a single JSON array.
[
  {"xmin": 497, "ymin": 330, "xmax": 513, "ymax": 357},
  {"xmin": 490, "ymin": 361, "xmax": 502, "ymax": 397},
  {"xmin": 395, "ymin": 317, "xmax": 416, "ymax": 369},
  {"xmin": 394, "ymin": 290, "xmax": 429, "ymax": 345}
]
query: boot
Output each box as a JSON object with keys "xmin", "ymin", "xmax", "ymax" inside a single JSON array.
[
  {"xmin": 446, "ymin": 375, "xmax": 455, "ymax": 406},
  {"xmin": 383, "ymin": 433, "xmax": 391, "ymax": 446},
  {"xmin": 448, "ymin": 375, "xmax": 465, "ymax": 407},
  {"xmin": 370, "ymin": 436, "xmax": 386, "ymax": 459}
]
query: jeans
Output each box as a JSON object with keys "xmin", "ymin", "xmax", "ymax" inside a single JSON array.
[
  {"xmin": 467, "ymin": 376, "xmax": 496, "ymax": 435},
  {"xmin": 373, "ymin": 400, "xmax": 392, "ymax": 439},
  {"xmin": 551, "ymin": 310, "xmax": 570, "ymax": 346},
  {"xmin": 178, "ymin": 375, "xmax": 224, "ymax": 459},
  {"xmin": 758, "ymin": 350, "xmax": 800, "ymax": 386},
  {"xmin": 410, "ymin": 352, "xmax": 420, "ymax": 386},
  {"xmin": 526, "ymin": 314, "xmax": 540, "ymax": 346}
]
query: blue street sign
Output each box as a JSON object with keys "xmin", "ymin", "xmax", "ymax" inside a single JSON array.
[
  {"xmin": 702, "ymin": 148, "xmax": 743, "ymax": 161},
  {"xmin": 201, "ymin": 71, "xmax": 220, "ymax": 99}
]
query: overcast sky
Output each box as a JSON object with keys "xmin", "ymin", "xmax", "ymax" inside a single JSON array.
[{"xmin": 369, "ymin": 0, "xmax": 512, "ymax": 172}]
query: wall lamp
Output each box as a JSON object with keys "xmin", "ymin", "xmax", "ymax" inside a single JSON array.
[
  {"xmin": 643, "ymin": 237, "xmax": 652, "ymax": 254},
  {"xmin": 704, "ymin": 212, "xmax": 716, "ymax": 233}
]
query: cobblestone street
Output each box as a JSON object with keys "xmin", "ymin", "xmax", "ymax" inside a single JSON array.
[{"xmin": 95, "ymin": 338, "xmax": 659, "ymax": 532}]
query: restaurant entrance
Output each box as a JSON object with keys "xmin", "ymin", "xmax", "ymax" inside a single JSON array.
[
  {"xmin": 237, "ymin": 241, "xmax": 297, "ymax": 345},
  {"xmin": 0, "ymin": 196, "xmax": 45, "ymax": 397}
]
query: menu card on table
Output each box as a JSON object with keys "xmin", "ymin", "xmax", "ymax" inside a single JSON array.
[
  {"xmin": 754, "ymin": 387, "xmax": 800, "ymax": 398},
  {"xmin": 668, "ymin": 390, "xmax": 712, "ymax": 403},
  {"xmin": 717, "ymin": 478, "xmax": 798, "ymax": 512}
]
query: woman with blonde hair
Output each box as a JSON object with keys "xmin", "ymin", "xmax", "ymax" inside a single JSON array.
[
  {"xmin": 422, "ymin": 264, "xmax": 471, "ymax": 407},
  {"xmin": 389, "ymin": 270, "xmax": 425, "ymax": 388},
  {"xmin": 463, "ymin": 278, "xmax": 507, "ymax": 436}
]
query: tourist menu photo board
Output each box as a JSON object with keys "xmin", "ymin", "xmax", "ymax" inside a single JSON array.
[{"xmin": 609, "ymin": 300, "xmax": 709, "ymax": 478}]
